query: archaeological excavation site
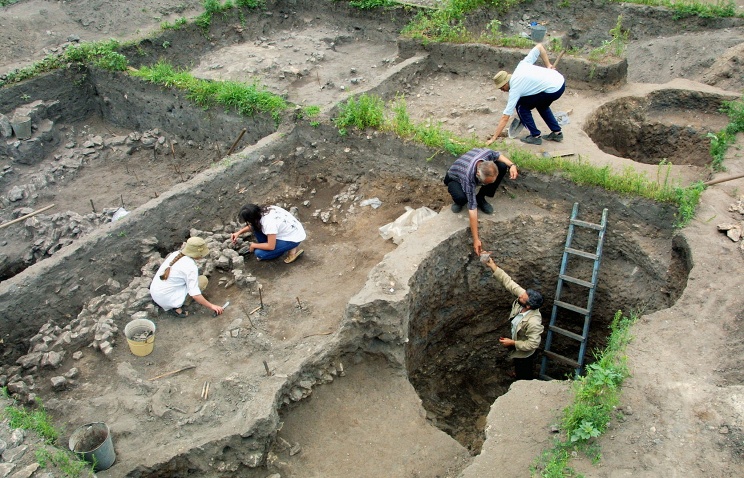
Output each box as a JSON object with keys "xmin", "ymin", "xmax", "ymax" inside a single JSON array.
[{"xmin": 1, "ymin": 0, "xmax": 743, "ymax": 477}]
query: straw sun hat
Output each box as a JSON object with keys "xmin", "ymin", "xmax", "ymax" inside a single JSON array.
[
  {"xmin": 182, "ymin": 237, "xmax": 209, "ymax": 259},
  {"xmin": 493, "ymin": 71, "xmax": 512, "ymax": 89}
]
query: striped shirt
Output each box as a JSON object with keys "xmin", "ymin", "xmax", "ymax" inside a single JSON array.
[{"xmin": 447, "ymin": 148, "xmax": 501, "ymax": 210}]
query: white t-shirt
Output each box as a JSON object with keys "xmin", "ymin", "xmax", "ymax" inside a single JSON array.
[
  {"xmin": 261, "ymin": 206, "xmax": 306, "ymax": 243},
  {"xmin": 149, "ymin": 251, "xmax": 202, "ymax": 310},
  {"xmin": 503, "ymin": 46, "xmax": 565, "ymax": 116}
]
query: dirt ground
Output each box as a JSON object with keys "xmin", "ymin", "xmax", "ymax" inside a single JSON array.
[{"xmin": 2, "ymin": 1, "xmax": 744, "ymax": 477}]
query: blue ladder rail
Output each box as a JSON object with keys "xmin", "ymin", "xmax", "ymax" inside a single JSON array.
[{"xmin": 540, "ymin": 203, "xmax": 608, "ymax": 380}]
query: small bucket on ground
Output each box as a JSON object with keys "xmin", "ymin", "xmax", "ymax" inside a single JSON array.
[
  {"xmin": 530, "ymin": 25, "xmax": 547, "ymax": 42},
  {"xmin": 124, "ymin": 318, "xmax": 156, "ymax": 356},
  {"xmin": 10, "ymin": 115, "xmax": 32, "ymax": 140},
  {"xmin": 69, "ymin": 422, "xmax": 116, "ymax": 471}
]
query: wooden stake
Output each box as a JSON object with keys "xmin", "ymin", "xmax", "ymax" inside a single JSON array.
[
  {"xmin": 0, "ymin": 204, "xmax": 55, "ymax": 230},
  {"xmin": 226, "ymin": 128, "xmax": 247, "ymax": 157},
  {"xmin": 263, "ymin": 360, "xmax": 272, "ymax": 376},
  {"xmin": 704, "ymin": 172, "xmax": 744, "ymax": 186},
  {"xmin": 89, "ymin": 199, "xmax": 96, "ymax": 214},
  {"xmin": 295, "ymin": 297, "xmax": 302, "ymax": 310},
  {"xmin": 148, "ymin": 365, "xmax": 196, "ymax": 381},
  {"xmin": 258, "ymin": 286, "xmax": 263, "ymax": 309},
  {"xmin": 120, "ymin": 195, "xmax": 125, "ymax": 208}
]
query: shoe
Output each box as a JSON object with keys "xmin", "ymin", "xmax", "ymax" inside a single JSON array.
[
  {"xmin": 544, "ymin": 131, "xmax": 563, "ymax": 142},
  {"xmin": 284, "ymin": 249, "xmax": 304, "ymax": 264},
  {"xmin": 477, "ymin": 200, "xmax": 493, "ymax": 215},
  {"xmin": 521, "ymin": 135, "xmax": 542, "ymax": 145},
  {"xmin": 169, "ymin": 308, "xmax": 189, "ymax": 318},
  {"xmin": 450, "ymin": 203, "xmax": 463, "ymax": 213}
]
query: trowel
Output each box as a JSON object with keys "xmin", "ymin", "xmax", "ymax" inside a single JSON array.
[{"xmin": 215, "ymin": 301, "xmax": 230, "ymax": 316}]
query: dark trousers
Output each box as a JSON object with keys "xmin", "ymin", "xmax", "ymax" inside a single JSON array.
[
  {"xmin": 513, "ymin": 354, "xmax": 536, "ymax": 380},
  {"xmin": 443, "ymin": 162, "xmax": 508, "ymax": 207},
  {"xmin": 516, "ymin": 82, "xmax": 566, "ymax": 137}
]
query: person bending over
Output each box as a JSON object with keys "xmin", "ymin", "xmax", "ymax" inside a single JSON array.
[{"xmin": 231, "ymin": 204, "xmax": 306, "ymax": 264}]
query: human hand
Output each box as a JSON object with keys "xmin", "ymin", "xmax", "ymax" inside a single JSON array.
[
  {"xmin": 230, "ymin": 232, "xmax": 239, "ymax": 244},
  {"xmin": 509, "ymin": 164, "xmax": 518, "ymax": 180},
  {"xmin": 484, "ymin": 256, "xmax": 497, "ymax": 270},
  {"xmin": 249, "ymin": 242, "xmax": 257, "ymax": 253},
  {"xmin": 473, "ymin": 239, "xmax": 483, "ymax": 255},
  {"xmin": 499, "ymin": 337, "xmax": 515, "ymax": 347},
  {"xmin": 486, "ymin": 136, "xmax": 495, "ymax": 146},
  {"xmin": 212, "ymin": 305, "xmax": 224, "ymax": 316}
]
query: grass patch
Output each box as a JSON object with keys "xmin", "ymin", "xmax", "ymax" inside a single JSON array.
[
  {"xmin": 36, "ymin": 447, "xmax": 95, "ymax": 477},
  {"xmin": 333, "ymin": 93, "xmax": 385, "ymax": 134},
  {"xmin": 161, "ymin": 17, "xmax": 188, "ymax": 30},
  {"xmin": 532, "ymin": 310, "xmax": 639, "ymax": 477},
  {"xmin": 587, "ymin": 15, "xmax": 628, "ymax": 62},
  {"xmin": 131, "ymin": 61, "xmax": 288, "ymax": 122},
  {"xmin": 64, "ymin": 39, "xmax": 129, "ymax": 71},
  {"xmin": 4, "ymin": 397, "xmax": 59, "ymax": 443},
  {"xmin": 709, "ymin": 95, "xmax": 744, "ymax": 171},
  {"xmin": 196, "ymin": 0, "xmax": 265, "ymax": 32},
  {"xmin": 609, "ymin": 0, "xmax": 741, "ymax": 19},
  {"xmin": 0, "ymin": 0, "xmax": 21, "ymax": 5}
]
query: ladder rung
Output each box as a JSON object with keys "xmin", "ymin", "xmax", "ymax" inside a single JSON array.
[
  {"xmin": 559, "ymin": 274, "xmax": 595, "ymax": 288},
  {"xmin": 543, "ymin": 350, "xmax": 581, "ymax": 369},
  {"xmin": 570, "ymin": 218, "xmax": 603, "ymax": 230},
  {"xmin": 565, "ymin": 247, "xmax": 598, "ymax": 260},
  {"xmin": 549, "ymin": 325, "xmax": 586, "ymax": 342},
  {"xmin": 554, "ymin": 300, "xmax": 590, "ymax": 315}
]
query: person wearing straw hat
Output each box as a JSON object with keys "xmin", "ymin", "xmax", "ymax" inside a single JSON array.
[
  {"xmin": 486, "ymin": 43, "xmax": 565, "ymax": 146},
  {"xmin": 230, "ymin": 204, "xmax": 306, "ymax": 264},
  {"xmin": 149, "ymin": 237, "xmax": 224, "ymax": 317}
]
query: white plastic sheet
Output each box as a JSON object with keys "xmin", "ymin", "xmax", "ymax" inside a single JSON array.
[{"xmin": 379, "ymin": 206, "xmax": 438, "ymax": 245}]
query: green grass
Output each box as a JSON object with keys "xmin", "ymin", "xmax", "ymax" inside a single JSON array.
[
  {"xmin": 333, "ymin": 93, "xmax": 385, "ymax": 135},
  {"xmin": 63, "ymin": 39, "xmax": 129, "ymax": 71},
  {"xmin": 161, "ymin": 17, "xmax": 188, "ymax": 30},
  {"xmin": 131, "ymin": 61, "xmax": 288, "ymax": 122},
  {"xmin": 709, "ymin": 95, "xmax": 744, "ymax": 171},
  {"xmin": 36, "ymin": 447, "xmax": 95, "ymax": 477},
  {"xmin": 532, "ymin": 311, "xmax": 639, "ymax": 477},
  {"xmin": 348, "ymin": 0, "xmax": 398, "ymax": 8},
  {"xmin": 0, "ymin": 0, "xmax": 21, "ymax": 6},
  {"xmin": 587, "ymin": 15, "xmax": 628, "ymax": 62},
  {"xmin": 196, "ymin": 0, "xmax": 265, "ymax": 32},
  {"xmin": 609, "ymin": 0, "xmax": 741, "ymax": 19},
  {"xmin": 4, "ymin": 397, "xmax": 58, "ymax": 443}
]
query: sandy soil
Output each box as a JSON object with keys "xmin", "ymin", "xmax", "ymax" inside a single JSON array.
[{"xmin": 1, "ymin": 1, "xmax": 744, "ymax": 478}]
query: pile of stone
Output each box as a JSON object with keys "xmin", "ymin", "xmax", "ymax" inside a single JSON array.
[
  {"xmin": 718, "ymin": 196, "xmax": 744, "ymax": 251},
  {"xmin": 1, "ymin": 232, "xmax": 260, "ymax": 404}
]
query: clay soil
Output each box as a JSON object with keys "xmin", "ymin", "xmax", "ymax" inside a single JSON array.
[{"xmin": 2, "ymin": 1, "xmax": 744, "ymax": 478}]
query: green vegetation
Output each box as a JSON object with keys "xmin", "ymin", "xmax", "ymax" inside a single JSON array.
[
  {"xmin": 296, "ymin": 105, "xmax": 321, "ymax": 121},
  {"xmin": 3, "ymin": 396, "xmax": 94, "ymax": 477},
  {"xmin": 333, "ymin": 93, "xmax": 385, "ymax": 135},
  {"xmin": 196, "ymin": 0, "xmax": 265, "ymax": 32},
  {"xmin": 64, "ymin": 39, "xmax": 129, "ymax": 71},
  {"xmin": 709, "ymin": 95, "xmax": 744, "ymax": 171},
  {"xmin": 36, "ymin": 447, "xmax": 95, "ymax": 478},
  {"xmin": 131, "ymin": 61, "xmax": 288, "ymax": 122},
  {"xmin": 480, "ymin": 19, "xmax": 535, "ymax": 49},
  {"xmin": 587, "ymin": 16, "xmax": 628, "ymax": 62},
  {"xmin": 348, "ymin": 0, "xmax": 398, "ymax": 8},
  {"xmin": 532, "ymin": 311, "xmax": 639, "ymax": 477},
  {"xmin": 609, "ymin": 0, "xmax": 741, "ymax": 19},
  {"xmin": 0, "ymin": 0, "xmax": 21, "ymax": 6},
  {"xmin": 161, "ymin": 17, "xmax": 188, "ymax": 30}
]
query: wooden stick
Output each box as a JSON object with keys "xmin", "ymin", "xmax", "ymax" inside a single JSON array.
[
  {"xmin": 302, "ymin": 331, "xmax": 334, "ymax": 339},
  {"xmin": 295, "ymin": 297, "xmax": 302, "ymax": 310},
  {"xmin": 0, "ymin": 204, "xmax": 55, "ymax": 230},
  {"xmin": 249, "ymin": 305, "xmax": 262, "ymax": 315},
  {"xmin": 204, "ymin": 381, "xmax": 210, "ymax": 400},
  {"xmin": 148, "ymin": 365, "xmax": 196, "ymax": 381},
  {"xmin": 226, "ymin": 128, "xmax": 247, "ymax": 157},
  {"xmin": 89, "ymin": 199, "xmax": 96, "ymax": 214},
  {"xmin": 258, "ymin": 287, "xmax": 263, "ymax": 308},
  {"xmin": 553, "ymin": 50, "xmax": 565, "ymax": 68},
  {"xmin": 201, "ymin": 381, "xmax": 208, "ymax": 399},
  {"xmin": 704, "ymin": 172, "xmax": 744, "ymax": 186},
  {"xmin": 263, "ymin": 360, "xmax": 272, "ymax": 376}
]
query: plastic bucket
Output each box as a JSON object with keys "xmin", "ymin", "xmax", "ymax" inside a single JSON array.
[
  {"xmin": 10, "ymin": 115, "xmax": 32, "ymax": 140},
  {"xmin": 69, "ymin": 422, "xmax": 116, "ymax": 471},
  {"xmin": 530, "ymin": 25, "xmax": 546, "ymax": 42},
  {"xmin": 124, "ymin": 319, "xmax": 156, "ymax": 357}
]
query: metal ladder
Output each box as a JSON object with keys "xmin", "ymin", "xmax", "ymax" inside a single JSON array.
[{"xmin": 540, "ymin": 203, "xmax": 608, "ymax": 380}]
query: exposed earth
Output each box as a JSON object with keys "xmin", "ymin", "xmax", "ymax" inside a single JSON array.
[{"xmin": 1, "ymin": 1, "xmax": 744, "ymax": 478}]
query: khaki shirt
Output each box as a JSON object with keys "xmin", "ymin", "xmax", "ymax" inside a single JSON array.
[{"xmin": 492, "ymin": 267, "xmax": 544, "ymax": 358}]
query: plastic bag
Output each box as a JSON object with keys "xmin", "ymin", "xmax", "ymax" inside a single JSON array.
[
  {"xmin": 379, "ymin": 206, "xmax": 438, "ymax": 244},
  {"xmin": 111, "ymin": 207, "xmax": 129, "ymax": 221}
]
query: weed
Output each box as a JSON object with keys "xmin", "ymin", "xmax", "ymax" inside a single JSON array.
[
  {"xmin": 348, "ymin": 0, "xmax": 398, "ymax": 9},
  {"xmin": 0, "ymin": 0, "xmax": 21, "ymax": 6},
  {"xmin": 479, "ymin": 19, "xmax": 534, "ymax": 48},
  {"xmin": 609, "ymin": 0, "xmax": 740, "ymax": 19},
  {"xmin": 333, "ymin": 93, "xmax": 385, "ymax": 133},
  {"xmin": 162, "ymin": 41, "xmax": 171, "ymax": 49},
  {"xmin": 559, "ymin": 0, "xmax": 571, "ymax": 7},
  {"xmin": 64, "ymin": 39, "xmax": 129, "ymax": 71},
  {"xmin": 296, "ymin": 105, "xmax": 321, "ymax": 120},
  {"xmin": 36, "ymin": 447, "xmax": 95, "ymax": 477},
  {"xmin": 161, "ymin": 17, "xmax": 188, "ymax": 30},
  {"xmin": 4, "ymin": 398, "xmax": 58, "ymax": 443},
  {"xmin": 588, "ymin": 15, "xmax": 628, "ymax": 62},
  {"xmin": 709, "ymin": 95, "xmax": 744, "ymax": 171}
]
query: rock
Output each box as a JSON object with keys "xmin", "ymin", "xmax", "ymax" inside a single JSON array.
[
  {"xmin": 16, "ymin": 353, "xmax": 42, "ymax": 369},
  {"xmin": 72, "ymin": 351, "xmax": 83, "ymax": 360},
  {"xmin": 40, "ymin": 351, "xmax": 64, "ymax": 368},
  {"xmin": 10, "ymin": 463, "xmax": 39, "ymax": 478},
  {"xmin": 2, "ymin": 444, "xmax": 27, "ymax": 462},
  {"xmin": 0, "ymin": 464, "xmax": 15, "ymax": 476},
  {"xmin": 0, "ymin": 114, "xmax": 12, "ymax": 138},
  {"xmin": 9, "ymin": 429, "xmax": 24, "ymax": 447},
  {"xmin": 50, "ymin": 376, "xmax": 68, "ymax": 391}
]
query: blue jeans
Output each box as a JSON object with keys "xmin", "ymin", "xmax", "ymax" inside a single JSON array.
[
  {"xmin": 252, "ymin": 230, "xmax": 301, "ymax": 260},
  {"xmin": 516, "ymin": 82, "xmax": 566, "ymax": 137}
]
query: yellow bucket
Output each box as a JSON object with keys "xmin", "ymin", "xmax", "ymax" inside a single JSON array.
[{"xmin": 124, "ymin": 319, "xmax": 156, "ymax": 357}]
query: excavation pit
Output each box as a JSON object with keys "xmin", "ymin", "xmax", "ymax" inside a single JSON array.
[{"xmin": 585, "ymin": 89, "xmax": 735, "ymax": 166}]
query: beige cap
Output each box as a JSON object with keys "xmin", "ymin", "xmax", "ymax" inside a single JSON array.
[
  {"xmin": 493, "ymin": 71, "xmax": 512, "ymax": 89},
  {"xmin": 182, "ymin": 237, "xmax": 209, "ymax": 259}
]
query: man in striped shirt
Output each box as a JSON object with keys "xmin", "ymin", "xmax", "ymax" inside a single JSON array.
[{"xmin": 443, "ymin": 148, "xmax": 518, "ymax": 255}]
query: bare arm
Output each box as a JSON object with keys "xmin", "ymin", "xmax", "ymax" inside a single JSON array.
[
  {"xmin": 487, "ymin": 114, "xmax": 511, "ymax": 145},
  {"xmin": 191, "ymin": 294, "xmax": 224, "ymax": 315},
  {"xmin": 249, "ymin": 234, "xmax": 277, "ymax": 252},
  {"xmin": 468, "ymin": 208, "xmax": 482, "ymax": 255},
  {"xmin": 536, "ymin": 43, "xmax": 554, "ymax": 69},
  {"xmin": 496, "ymin": 153, "xmax": 518, "ymax": 180},
  {"xmin": 231, "ymin": 225, "xmax": 252, "ymax": 243}
]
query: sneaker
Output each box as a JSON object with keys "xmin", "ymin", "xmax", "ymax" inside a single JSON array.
[
  {"xmin": 451, "ymin": 203, "xmax": 463, "ymax": 213},
  {"xmin": 477, "ymin": 199, "xmax": 493, "ymax": 215},
  {"xmin": 521, "ymin": 135, "xmax": 542, "ymax": 145},
  {"xmin": 545, "ymin": 131, "xmax": 563, "ymax": 142}
]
